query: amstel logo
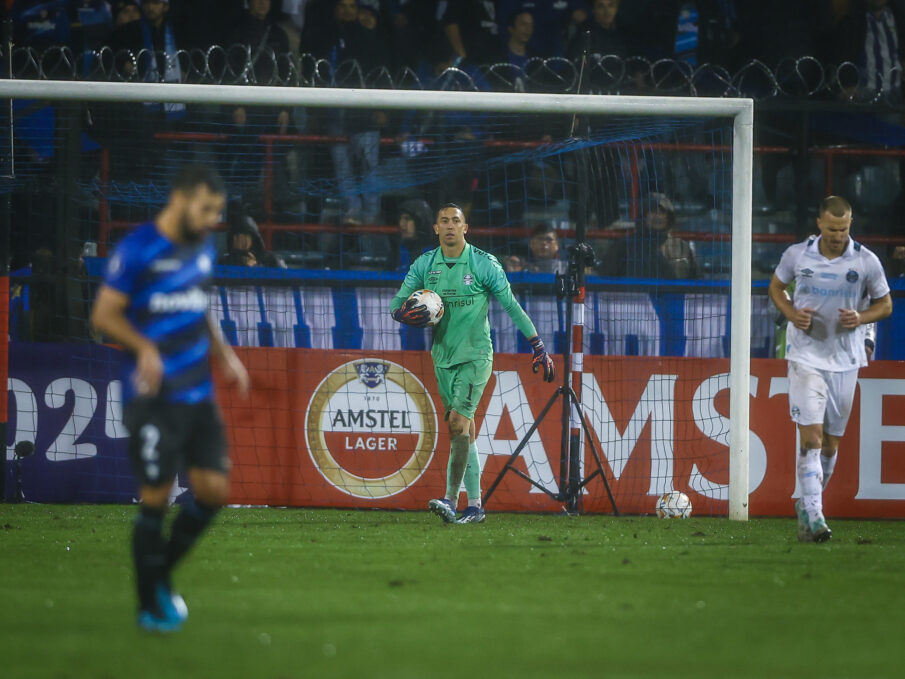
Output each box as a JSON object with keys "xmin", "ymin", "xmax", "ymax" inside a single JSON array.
[{"xmin": 306, "ymin": 359, "xmax": 438, "ymax": 499}]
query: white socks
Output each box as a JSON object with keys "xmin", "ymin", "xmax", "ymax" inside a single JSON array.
[
  {"xmin": 821, "ymin": 452, "xmax": 837, "ymax": 490},
  {"xmin": 798, "ymin": 448, "xmax": 824, "ymax": 517}
]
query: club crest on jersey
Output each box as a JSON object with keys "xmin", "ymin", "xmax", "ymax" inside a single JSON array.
[
  {"xmin": 356, "ymin": 362, "xmax": 388, "ymax": 388},
  {"xmin": 846, "ymin": 269, "xmax": 859, "ymax": 283},
  {"xmin": 463, "ymin": 273, "xmax": 474, "ymax": 286},
  {"xmin": 800, "ymin": 268, "xmax": 814, "ymax": 278}
]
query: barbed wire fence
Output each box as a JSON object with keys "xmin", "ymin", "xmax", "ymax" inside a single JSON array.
[{"xmin": 6, "ymin": 44, "xmax": 905, "ymax": 106}]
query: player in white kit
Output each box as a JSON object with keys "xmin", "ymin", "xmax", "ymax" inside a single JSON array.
[{"xmin": 769, "ymin": 196, "xmax": 892, "ymax": 542}]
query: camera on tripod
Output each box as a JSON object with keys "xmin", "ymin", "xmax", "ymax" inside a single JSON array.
[{"xmin": 553, "ymin": 242, "xmax": 597, "ymax": 299}]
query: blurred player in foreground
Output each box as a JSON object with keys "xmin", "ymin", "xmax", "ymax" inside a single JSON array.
[
  {"xmin": 390, "ymin": 203, "xmax": 555, "ymax": 524},
  {"xmin": 769, "ymin": 196, "xmax": 891, "ymax": 542},
  {"xmin": 91, "ymin": 166, "xmax": 249, "ymax": 631}
]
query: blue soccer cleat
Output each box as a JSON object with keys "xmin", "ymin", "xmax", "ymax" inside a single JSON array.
[
  {"xmin": 456, "ymin": 506, "xmax": 486, "ymax": 524},
  {"xmin": 152, "ymin": 583, "xmax": 188, "ymax": 627},
  {"xmin": 137, "ymin": 608, "xmax": 183, "ymax": 634},
  {"xmin": 428, "ymin": 498, "xmax": 457, "ymax": 523}
]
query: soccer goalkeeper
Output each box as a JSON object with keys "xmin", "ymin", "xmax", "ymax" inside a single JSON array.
[{"xmin": 390, "ymin": 203, "xmax": 555, "ymax": 524}]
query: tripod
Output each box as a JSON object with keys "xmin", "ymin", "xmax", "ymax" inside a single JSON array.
[{"xmin": 482, "ymin": 243, "xmax": 619, "ymax": 515}]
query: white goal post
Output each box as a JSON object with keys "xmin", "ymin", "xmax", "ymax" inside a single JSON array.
[{"xmin": 0, "ymin": 80, "xmax": 754, "ymax": 520}]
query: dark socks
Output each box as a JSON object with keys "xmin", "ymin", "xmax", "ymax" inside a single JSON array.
[
  {"xmin": 133, "ymin": 505, "xmax": 167, "ymax": 613},
  {"xmin": 165, "ymin": 499, "xmax": 219, "ymax": 573}
]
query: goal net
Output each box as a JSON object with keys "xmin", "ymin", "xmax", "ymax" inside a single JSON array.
[{"xmin": 2, "ymin": 80, "xmax": 753, "ymax": 518}]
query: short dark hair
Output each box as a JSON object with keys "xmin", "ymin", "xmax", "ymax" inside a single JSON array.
[
  {"xmin": 436, "ymin": 202, "xmax": 465, "ymax": 220},
  {"xmin": 171, "ymin": 165, "xmax": 226, "ymax": 197},
  {"xmin": 509, "ymin": 9, "xmax": 533, "ymax": 27},
  {"xmin": 819, "ymin": 195, "xmax": 852, "ymax": 218},
  {"xmin": 530, "ymin": 223, "xmax": 556, "ymax": 238}
]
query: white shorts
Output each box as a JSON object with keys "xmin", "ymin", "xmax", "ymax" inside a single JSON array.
[{"xmin": 788, "ymin": 361, "xmax": 858, "ymax": 437}]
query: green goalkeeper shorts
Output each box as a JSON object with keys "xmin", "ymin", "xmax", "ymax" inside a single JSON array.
[{"xmin": 434, "ymin": 359, "xmax": 493, "ymax": 420}]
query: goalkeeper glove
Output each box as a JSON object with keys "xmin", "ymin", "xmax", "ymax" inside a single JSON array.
[
  {"xmin": 392, "ymin": 298, "xmax": 431, "ymax": 327},
  {"xmin": 529, "ymin": 336, "xmax": 555, "ymax": 383}
]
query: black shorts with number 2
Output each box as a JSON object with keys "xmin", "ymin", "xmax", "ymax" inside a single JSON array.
[{"xmin": 124, "ymin": 397, "xmax": 229, "ymax": 486}]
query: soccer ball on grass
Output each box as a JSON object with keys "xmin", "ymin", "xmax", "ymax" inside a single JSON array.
[{"xmin": 655, "ymin": 491, "xmax": 692, "ymax": 519}]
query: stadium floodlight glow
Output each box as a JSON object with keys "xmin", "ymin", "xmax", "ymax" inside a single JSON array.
[{"xmin": 0, "ymin": 80, "xmax": 753, "ymax": 520}]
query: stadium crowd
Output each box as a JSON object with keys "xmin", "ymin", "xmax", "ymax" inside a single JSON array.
[
  {"xmin": 7, "ymin": 0, "xmax": 905, "ymax": 278},
  {"xmin": 10, "ymin": 0, "xmax": 905, "ymax": 74}
]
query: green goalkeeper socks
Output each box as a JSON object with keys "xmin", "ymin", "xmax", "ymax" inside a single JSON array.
[
  {"xmin": 445, "ymin": 434, "xmax": 471, "ymax": 501},
  {"xmin": 463, "ymin": 442, "xmax": 481, "ymax": 506}
]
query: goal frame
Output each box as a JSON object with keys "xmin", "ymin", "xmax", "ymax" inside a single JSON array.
[{"xmin": 0, "ymin": 80, "xmax": 754, "ymax": 520}]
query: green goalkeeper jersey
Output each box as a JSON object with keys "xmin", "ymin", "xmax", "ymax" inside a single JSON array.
[{"xmin": 390, "ymin": 243, "xmax": 538, "ymax": 368}]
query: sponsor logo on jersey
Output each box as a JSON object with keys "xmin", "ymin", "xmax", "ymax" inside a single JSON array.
[
  {"xmin": 800, "ymin": 268, "xmax": 814, "ymax": 278},
  {"xmin": 846, "ymin": 269, "xmax": 859, "ymax": 283},
  {"xmin": 819, "ymin": 272, "xmax": 838, "ymax": 280},
  {"xmin": 448, "ymin": 298, "xmax": 476, "ymax": 308},
  {"xmin": 463, "ymin": 273, "xmax": 474, "ymax": 286},
  {"xmin": 305, "ymin": 359, "xmax": 437, "ymax": 500},
  {"xmin": 148, "ymin": 288, "xmax": 208, "ymax": 313},
  {"xmin": 798, "ymin": 285, "xmax": 847, "ymax": 298},
  {"xmin": 428, "ymin": 270, "xmax": 442, "ymax": 275},
  {"xmin": 150, "ymin": 258, "xmax": 182, "ymax": 272},
  {"xmin": 791, "ymin": 405, "xmax": 800, "ymax": 417}
]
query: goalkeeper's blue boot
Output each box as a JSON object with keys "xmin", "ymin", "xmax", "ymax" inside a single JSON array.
[
  {"xmin": 456, "ymin": 506, "xmax": 486, "ymax": 524},
  {"xmin": 428, "ymin": 498, "xmax": 457, "ymax": 523},
  {"xmin": 794, "ymin": 499, "xmax": 812, "ymax": 542}
]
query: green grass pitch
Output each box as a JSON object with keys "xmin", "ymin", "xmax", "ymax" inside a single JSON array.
[{"xmin": 1, "ymin": 505, "xmax": 903, "ymax": 679}]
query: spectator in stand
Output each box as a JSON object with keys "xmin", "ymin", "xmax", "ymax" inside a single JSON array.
[
  {"xmin": 357, "ymin": 0, "xmax": 393, "ymax": 70},
  {"xmin": 224, "ymin": 0, "xmax": 293, "ymax": 202},
  {"xmin": 568, "ymin": 0, "xmax": 627, "ymax": 60},
  {"xmin": 442, "ymin": 0, "xmax": 503, "ymax": 66},
  {"xmin": 499, "ymin": 0, "xmax": 588, "ymax": 58},
  {"xmin": 526, "ymin": 224, "xmax": 568, "ymax": 274},
  {"xmin": 603, "ymin": 193, "xmax": 698, "ymax": 279},
  {"xmin": 311, "ymin": 0, "xmax": 387, "ymax": 226},
  {"xmin": 104, "ymin": 0, "xmax": 185, "ymax": 180},
  {"xmin": 395, "ymin": 199, "xmax": 435, "ymax": 270},
  {"xmin": 113, "ymin": 0, "xmax": 141, "ymax": 27},
  {"xmin": 110, "ymin": 0, "xmax": 184, "ymax": 98},
  {"xmin": 506, "ymin": 9, "xmax": 534, "ymax": 70},
  {"xmin": 830, "ymin": 0, "xmax": 905, "ymax": 100},
  {"xmin": 219, "ymin": 208, "xmax": 287, "ymax": 268},
  {"xmin": 229, "ymin": 0, "xmax": 291, "ymax": 122}
]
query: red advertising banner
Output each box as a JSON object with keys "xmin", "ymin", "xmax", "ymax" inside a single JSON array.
[{"xmin": 221, "ymin": 349, "xmax": 905, "ymax": 518}]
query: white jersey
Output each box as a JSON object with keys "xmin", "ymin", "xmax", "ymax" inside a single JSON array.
[{"xmin": 775, "ymin": 236, "xmax": 890, "ymax": 372}]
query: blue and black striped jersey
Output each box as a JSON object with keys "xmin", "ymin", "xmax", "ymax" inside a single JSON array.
[{"xmin": 104, "ymin": 222, "xmax": 216, "ymax": 404}]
